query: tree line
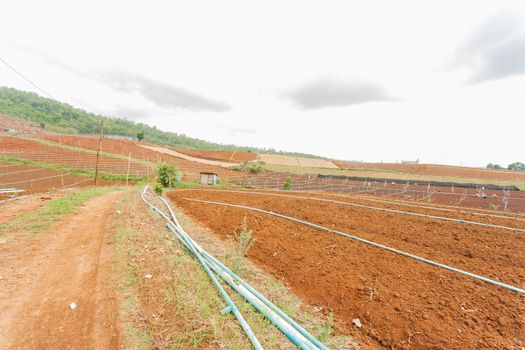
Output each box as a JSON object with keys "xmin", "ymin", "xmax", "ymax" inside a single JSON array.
[
  {"xmin": 487, "ymin": 162, "xmax": 525, "ymax": 171},
  {"xmin": 0, "ymin": 87, "xmax": 325, "ymax": 159}
]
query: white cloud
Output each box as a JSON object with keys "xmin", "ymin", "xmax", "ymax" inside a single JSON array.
[{"xmin": 1, "ymin": 0, "xmax": 525, "ymax": 166}]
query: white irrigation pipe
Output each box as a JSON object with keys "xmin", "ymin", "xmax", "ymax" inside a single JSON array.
[
  {"xmin": 174, "ymin": 189, "xmax": 525, "ymax": 234},
  {"xmin": 0, "ymin": 195, "xmax": 31, "ymax": 205},
  {"xmin": 0, "ymin": 168, "xmax": 49, "ymax": 176},
  {"xmin": 0, "ymin": 189, "xmax": 24, "ymax": 194},
  {"xmin": 350, "ymin": 194, "xmax": 525, "ymax": 220},
  {"xmin": 0, "ymin": 173, "xmax": 73, "ymax": 186},
  {"xmin": 184, "ymin": 197, "xmax": 525, "ymax": 296}
]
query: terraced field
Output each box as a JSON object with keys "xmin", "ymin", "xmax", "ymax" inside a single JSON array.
[{"xmin": 168, "ymin": 188, "xmax": 525, "ymax": 349}]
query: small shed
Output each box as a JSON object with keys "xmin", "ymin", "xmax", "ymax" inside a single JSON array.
[{"xmin": 200, "ymin": 172, "xmax": 218, "ymax": 185}]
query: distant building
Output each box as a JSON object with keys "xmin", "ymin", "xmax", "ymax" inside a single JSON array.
[{"xmin": 200, "ymin": 172, "xmax": 218, "ymax": 185}]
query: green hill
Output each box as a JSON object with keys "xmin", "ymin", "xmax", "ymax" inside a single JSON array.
[{"xmin": 0, "ymin": 86, "xmax": 325, "ymax": 159}]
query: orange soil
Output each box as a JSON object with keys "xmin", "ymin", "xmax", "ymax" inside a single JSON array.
[
  {"xmin": 0, "ymin": 136, "xmax": 149, "ymax": 176},
  {"xmin": 168, "ymin": 189, "xmax": 525, "ymax": 349},
  {"xmin": 175, "ymin": 148, "xmax": 257, "ymax": 162},
  {"xmin": 334, "ymin": 161, "xmax": 525, "ymax": 181},
  {"xmin": 0, "ymin": 161, "xmax": 118, "ymax": 193},
  {"xmin": 33, "ymin": 134, "xmax": 252, "ymax": 182},
  {"xmin": 0, "ymin": 194, "xmax": 58, "ymax": 224}
]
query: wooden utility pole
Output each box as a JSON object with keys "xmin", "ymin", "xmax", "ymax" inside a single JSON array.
[
  {"xmin": 125, "ymin": 153, "xmax": 131, "ymax": 186},
  {"xmin": 94, "ymin": 120, "xmax": 104, "ymax": 185}
]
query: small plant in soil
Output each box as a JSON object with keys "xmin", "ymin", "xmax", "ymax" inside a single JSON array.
[
  {"xmin": 488, "ymin": 203, "xmax": 500, "ymax": 210},
  {"xmin": 229, "ymin": 216, "xmax": 255, "ymax": 275},
  {"xmin": 153, "ymin": 183, "xmax": 163, "ymax": 195}
]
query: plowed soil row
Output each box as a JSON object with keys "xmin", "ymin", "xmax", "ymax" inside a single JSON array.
[
  {"xmin": 168, "ymin": 189, "xmax": 525, "ymax": 349},
  {"xmin": 0, "ymin": 136, "xmax": 149, "ymax": 176},
  {"xmin": 31, "ymin": 134, "xmax": 253, "ymax": 182},
  {"xmin": 0, "ymin": 161, "xmax": 117, "ymax": 193},
  {"xmin": 173, "ymin": 188, "xmax": 525, "ymax": 230},
  {"xmin": 235, "ymin": 172, "xmax": 525, "ymax": 213}
]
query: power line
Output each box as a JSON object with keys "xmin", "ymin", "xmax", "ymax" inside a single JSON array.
[{"xmin": 0, "ymin": 56, "xmax": 55, "ymax": 99}]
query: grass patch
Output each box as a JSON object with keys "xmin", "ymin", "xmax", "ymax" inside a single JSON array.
[
  {"xmin": 0, "ymin": 156, "xmax": 147, "ymax": 183},
  {"xmin": 0, "ymin": 186, "xmax": 116, "ymax": 236}
]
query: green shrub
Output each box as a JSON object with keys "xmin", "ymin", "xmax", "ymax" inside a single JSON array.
[
  {"xmin": 283, "ymin": 176, "xmax": 292, "ymax": 190},
  {"xmin": 154, "ymin": 183, "xmax": 163, "ymax": 195},
  {"xmin": 156, "ymin": 163, "xmax": 180, "ymax": 188},
  {"xmin": 249, "ymin": 163, "xmax": 263, "ymax": 174}
]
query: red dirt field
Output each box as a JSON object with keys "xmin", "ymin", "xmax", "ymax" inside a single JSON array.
[
  {"xmin": 30, "ymin": 134, "xmax": 254, "ymax": 183},
  {"xmin": 0, "ymin": 136, "xmax": 150, "ymax": 176},
  {"xmin": 174, "ymin": 148, "xmax": 258, "ymax": 162},
  {"xmin": 334, "ymin": 161, "xmax": 525, "ymax": 182},
  {"xmin": 168, "ymin": 189, "xmax": 525, "ymax": 349},
  {"xmin": 234, "ymin": 171, "xmax": 525, "ymax": 213},
  {"xmin": 0, "ymin": 161, "xmax": 117, "ymax": 193}
]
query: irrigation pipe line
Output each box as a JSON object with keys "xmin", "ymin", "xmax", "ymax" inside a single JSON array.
[
  {"xmin": 140, "ymin": 187, "xmax": 328, "ymax": 350},
  {"xmin": 139, "ymin": 187, "xmax": 263, "ymax": 350},
  {"xmin": 0, "ymin": 195, "xmax": 31, "ymax": 205},
  {"xmin": 184, "ymin": 197, "xmax": 525, "ymax": 296},
  {"xmin": 350, "ymin": 194, "xmax": 525, "ymax": 221},
  {"xmin": 155, "ymin": 197, "xmax": 329, "ymax": 350},
  {"xmin": 173, "ymin": 189, "xmax": 525, "ymax": 235}
]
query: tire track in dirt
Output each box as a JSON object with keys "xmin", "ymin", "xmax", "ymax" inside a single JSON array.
[{"xmin": 0, "ymin": 191, "xmax": 123, "ymax": 349}]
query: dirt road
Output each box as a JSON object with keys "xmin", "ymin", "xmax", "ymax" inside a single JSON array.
[{"xmin": 0, "ymin": 191, "xmax": 122, "ymax": 349}]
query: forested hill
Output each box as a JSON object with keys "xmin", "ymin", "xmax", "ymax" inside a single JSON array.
[{"xmin": 0, "ymin": 87, "xmax": 324, "ymax": 158}]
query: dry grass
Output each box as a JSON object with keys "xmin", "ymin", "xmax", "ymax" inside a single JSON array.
[{"xmin": 108, "ymin": 190, "xmax": 357, "ymax": 349}]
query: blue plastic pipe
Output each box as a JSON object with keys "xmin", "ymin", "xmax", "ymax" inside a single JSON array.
[
  {"xmin": 156, "ymin": 195, "xmax": 327, "ymax": 349},
  {"xmin": 139, "ymin": 187, "xmax": 264, "ymax": 350}
]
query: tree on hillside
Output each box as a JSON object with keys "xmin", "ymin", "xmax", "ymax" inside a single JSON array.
[
  {"xmin": 0, "ymin": 87, "xmax": 325, "ymax": 159},
  {"xmin": 487, "ymin": 163, "xmax": 503, "ymax": 170},
  {"xmin": 137, "ymin": 131, "xmax": 145, "ymax": 141},
  {"xmin": 507, "ymin": 162, "xmax": 525, "ymax": 172}
]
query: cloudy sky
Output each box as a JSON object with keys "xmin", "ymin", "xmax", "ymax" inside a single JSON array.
[{"xmin": 1, "ymin": 0, "xmax": 525, "ymax": 167}]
